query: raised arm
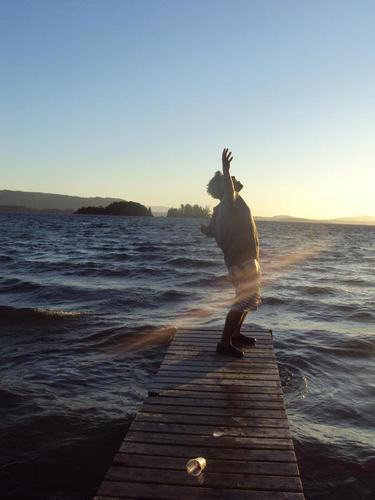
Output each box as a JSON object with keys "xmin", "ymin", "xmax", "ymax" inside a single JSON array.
[{"xmin": 222, "ymin": 148, "xmax": 235, "ymax": 204}]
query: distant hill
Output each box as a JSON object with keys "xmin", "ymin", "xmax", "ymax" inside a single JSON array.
[
  {"xmin": 256, "ymin": 215, "xmax": 312, "ymax": 223},
  {"xmin": 255, "ymin": 215, "xmax": 375, "ymax": 225},
  {"xmin": 329, "ymin": 216, "xmax": 375, "ymax": 225},
  {"xmin": 75, "ymin": 201, "xmax": 152, "ymax": 217},
  {"xmin": 0, "ymin": 190, "xmax": 122, "ymax": 211},
  {"xmin": 0, "ymin": 204, "xmax": 73, "ymax": 214}
]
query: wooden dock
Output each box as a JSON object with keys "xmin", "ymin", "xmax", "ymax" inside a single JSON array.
[{"xmin": 94, "ymin": 327, "xmax": 305, "ymax": 499}]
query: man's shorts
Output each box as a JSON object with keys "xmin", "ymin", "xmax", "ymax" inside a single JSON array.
[{"xmin": 228, "ymin": 258, "xmax": 261, "ymax": 313}]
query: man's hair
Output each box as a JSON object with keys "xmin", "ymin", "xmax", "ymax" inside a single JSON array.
[
  {"xmin": 207, "ymin": 171, "xmax": 243, "ymax": 199},
  {"xmin": 207, "ymin": 171, "xmax": 223, "ymax": 199}
]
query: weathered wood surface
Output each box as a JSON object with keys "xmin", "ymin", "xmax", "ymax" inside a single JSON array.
[{"xmin": 94, "ymin": 327, "xmax": 305, "ymax": 499}]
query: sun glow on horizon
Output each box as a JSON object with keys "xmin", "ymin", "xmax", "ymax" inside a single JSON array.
[{"xmin": 1, "ymin": 1, "xmax": 374, "ymax": 220}]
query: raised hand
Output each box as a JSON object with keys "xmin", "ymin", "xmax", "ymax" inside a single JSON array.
[{"xmin": 222, "ymin": 148, "xmax": 233, "ymax": 173}]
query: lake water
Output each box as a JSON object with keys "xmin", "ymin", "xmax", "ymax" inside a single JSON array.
[{"xmin": 0, "ymin": 213, "xmax": 374, "ymax": 499}]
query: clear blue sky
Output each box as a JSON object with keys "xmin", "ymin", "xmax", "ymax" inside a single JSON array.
[{"xmin": 1, "ymin": 0, "xmax": 374, "ymax": 218}]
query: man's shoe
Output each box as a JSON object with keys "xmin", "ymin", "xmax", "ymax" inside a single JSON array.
[{"xmin": 216, "ymin": 342, "xmax": 244, "ymax": 358}]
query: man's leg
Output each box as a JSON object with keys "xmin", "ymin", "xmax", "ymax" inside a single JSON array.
[
  {"xmin": 232, "ymin": 311, "xmax": 247, "ymax": 337},
  {"xmin": 216, "ymin": 310, "xmax": 244, "ymax": 358},
  {"xmin": 232, "ymin": 310, "xmax": 257, "ymax": 346},
  {"xmin": 220, "ymin": 310, "xmax": 243, "ymax": 345}
]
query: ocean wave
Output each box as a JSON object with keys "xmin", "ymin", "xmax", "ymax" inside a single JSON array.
[
  {"xmin": 166, "ymin": 256, "xmax": 217, "ymax": 268},
  {"xmin": 73, "ymin": 266, "xmax": 177, "ymax": 279},
  {"xmin": 340, "ymin": 278, "xmax": 370, "ymax": 286},
  {"xmin": 133, "ymin": 244, "xmax": 163, "ymax": 252},
  {"xmin": 0, "ymin": 305, "xmax": 82, "ymax": 322},
  {"xmin": 289, "ymin": 332, "xmax": 375, "ymax": 360},
  {"xmin": 101, "ymin": 291, "xmax": 161, "ymax": 310},
  {"xmin": 278, "ymin": 362, "xmax": 309, "ymax": 400},
  {"xmin": 292, "ymin": 298, "xmax": 357, "ymax": 313},
  {"xmin": 0, "ymin": 278, "xmax": 44, "ymax": 293},
  {"xmin": 161, "ymin": 289, "xmax": 191, "ymax": 300},
  {"xmin": 0, "ymin": 387, "xmax": 26, "ymax": 404},
  {"xmin": 100, "ymin": 251, "xmax": 132, "ymax": 261},
  {"xmin": 80, "ymin": 324, "xmax": 176, "ymax": 351},
  {"xmin": 296, "ymin": 285, "xmax": 336, "ymax": 296},
  {"xmin": 340, "ymin": 336, "xmax": 375, "ymax": 354},
  {"xmin": 0, "ymin": 255, "xmax": 12, "ymax": 262},
  {"xmin": 347, "ymin": 311, "xmax": 374, "ymax": 322},
  {"xmin": 262, "ymin": 296, "xmax": 286, "ymax": 305},
  {"xmin": 62, "ymin": 266, "xmax": 131, "ymax": 278},
  {"xmin": 183, "ymin": 274, "xmax": 229, "ymax": 287}
]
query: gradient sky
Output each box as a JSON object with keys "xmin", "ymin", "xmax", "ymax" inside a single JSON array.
[{"xmin": 1, "ymin": 0, "xmax": 374, "ymax": 218}]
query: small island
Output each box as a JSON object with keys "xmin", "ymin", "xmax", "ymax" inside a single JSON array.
[
  {"xmin": 75, "ymin": 201, "xmax": 153, "ymax": 216},
  {"xmin": 167, "ymin": 204, "xmax": 211, "ymax": 218}
]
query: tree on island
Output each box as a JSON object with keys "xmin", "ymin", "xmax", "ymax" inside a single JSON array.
[
  {"xmin": 167, "ymin": 203, "xmax": 211, "ymax": 218},
  {"xmin": 75, "ymin": 201, "xmax": 152, "ymax": 216}
]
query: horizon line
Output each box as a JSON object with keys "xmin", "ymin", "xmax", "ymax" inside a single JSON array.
[{"xmin": 0, "ymin": 188, "xmax": 374, "ymax": 222}]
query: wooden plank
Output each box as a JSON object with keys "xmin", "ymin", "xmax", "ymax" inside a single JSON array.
[
  {"xmin": 159, "ymin": 364, "xmax": 279, "ymax": 374},
  {"xmin": 173, "ymin": 338, "xmax": 272, "ymax": 345},
  {"xmin": 175, "ymin": 332, "xmax": 271, "ymax": 337},
  {"xmin": 124, "ymin": 431, "xmax": 294, "ymax": 450},
  {"xmin": 97, "ymin": 481, "xmax": 304, "ymax": 499},
  {"xmin": 175, "ymin": 331, "xmax": 270, "ymax": 335},
  {"xmin": 168, "ymin": 341, "xmax": 273, "ymax": 349},
  {"xmin": 161, "ymin": 361, "xmax": 279, "ymax": 372},
  {"xmin": 113, "ymin": 453, "xmax": 300, "ymax": 476},
  {"xmin": 178, "ymin": 327, "xmax": 271, "ymax": 332},
  {"xmin": 172, "ymin": 335, "xmax": 272, "ymax": 342},
  {"xmin": 175, "ymin": 329, "xmax": 271, "ymax": 335},
  {"xmin": 145, "ymin": 396, "xmax": 285, "ymax": 407},
  {"xmin": 158, "ymin": 367, "xmax": 280, "ymax": 376},
  {"xmin": 142, "ymin": 399, "xmax": 285, "ymax": 419},
  {"xmin": 164, "ymin": 353, "xmax": 277, "ymax": 363},
  {"xmin": 142, "ymin": 404, "xmax": 287, "ymax": 419},
  {"xmin": 151, "ymin": 383, "xmax": 282, "ymax": 394},
  {"xmin": 172, "ymin": 344, "xmax": 273, "ymax": 352},
  {"xmin": 164, "ymin": 352, "xmax": 277, "ymax": 361},
  {"xmin": 157, "ymin": 375, "xmax": 280, "ymax": 383},
  {"xmin": 172, "ymin": 342, "xmax": 273, "ymax": 350},
  {"xmin": 158, "ymin": 366, "xmax": 279, "ymax": 376},
  {"xmin": 177, "ymin": 330, "xmax": 272, "ymax": 338},
  {"xmin": 159, "ymin": 371, "xmax": 281, "ymax": 381},
  {"xmin": 167, "ymin": 352, "xmax": 276, "ymax": 360},
  {"xmin": 153, "ymin": 376, "xmax": 281, "ymax": 386},
  {"xmin": 147, "ymin": 393, "xmax": 284, "ymax": 404},
  {"xmin": 172, "ymin": 341, "xmax": 271, "ymax": 347},
  {"xmin": 177, "ymin": 327, "xmax": 272, "ymax": 333},
  {"xmin": 160, "ymin": 363, "xmax": 279, "ymax": 373},
  {"xmin": 167, "ymin": 347, "xmax": 276, "ymax": 356},
  {"xmin": 136, "ymin": 412, "xmax": 290, "ymax": 428},
  {"xmin": 130, "ymin": 420, "xmax": 292, "ymax": 438},
  {"xmin": 146, "ymin": 390, "xmax": 284, "ymax": 401},
  {"xmin": 172, "ymin": 341, "xmax": 272, "ymax": 349},
  {"xmin": 162, "ymin": 355, "xmax": 277, "ymax": 364},
  {"xmin": 173, "ymin": 340, "xmax": 272, "ymax": 347},
  {"xmin": 116, "ymin": 441, "xmax": 297, "ymax": 462},
  {"xmin": 142, "ymin": 400, "xmax": 284, "ymax": 412},
  {"xmin": 106, "ymin": 466, "xmax": 303, "ymax": 491}
]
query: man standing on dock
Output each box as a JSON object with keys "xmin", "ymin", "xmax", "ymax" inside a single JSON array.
[{"xmin": 201, "ymin": 148, "xmax": 261, "ymax": 358}]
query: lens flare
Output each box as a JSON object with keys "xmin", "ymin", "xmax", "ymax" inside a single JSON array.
[{"xmin": 106, "ymin": 242, "xmax": 325, "ymax": 355}]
